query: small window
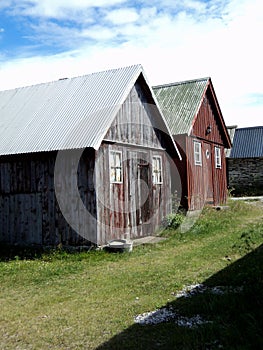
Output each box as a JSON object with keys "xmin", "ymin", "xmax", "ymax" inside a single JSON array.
[
  {"xmin": 215, "ymin": 147, "xmax": 222, "ymax": 169},
  {"xmin": 110, "ymin": 151, "xmax": 122, "ymax": 183},
  {"xmin": 152, "ymin": 156, "xmax": 162, "ymax": 184},
  {"xmin": 194, "ymin": 141, "xmax": 202, "ymax": 166}
]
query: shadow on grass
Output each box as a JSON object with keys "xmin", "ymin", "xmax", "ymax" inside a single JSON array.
[
  {"xmin": 96, "ymin": 244, "xmax": 263, "ymax": 350},
  {"xmin": 0, "ymin": 243, "xmax": 45, "ymax": 261},
  {"xmin": 0, "ymin": 243, "xmax": 94, "ymax": 261}
]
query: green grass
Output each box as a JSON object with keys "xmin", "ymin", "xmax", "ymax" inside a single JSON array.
[{"xmin": 0, "ymin": 200, "xmax": 263, "ymax": 349}]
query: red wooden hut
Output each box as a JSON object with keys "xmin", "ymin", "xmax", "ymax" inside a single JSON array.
[{"xmin": 154, "ymin": 78, "xmax": 231, "ymax": 211}]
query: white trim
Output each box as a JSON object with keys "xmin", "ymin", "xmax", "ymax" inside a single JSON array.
[
  {"xmin": 152, "ymin": 155, "xmax": 163, "ymax": 184},
  {"xmin": 103, "ymin": 139, "xmax": 165, "ymax": 151},
  {"xmin": 109, "ymin": 150, "xmax": 123, "ymax": 183},
  {"xmin": 215, "ymin": 146, "xmax": 222, "ymax": 169},
  {"xmin": 194, "ymin": 141, "xmax": 202, "ymax": 166}
]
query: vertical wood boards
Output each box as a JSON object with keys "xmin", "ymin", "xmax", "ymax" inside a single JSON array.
[
  {"xmin": 185, "ymin": 91, "xmax": 228, "ymax": 210},
  {"xmin": 96, "ymin": 145, "xmax": 171, "ymax": 245},
  {"xmin": 0, "ymin": 150, "xmax": 97, "ymax": 246},
  {"xmin": 95, "ymin": 79, "xmax": 173, "ymax": 245}
]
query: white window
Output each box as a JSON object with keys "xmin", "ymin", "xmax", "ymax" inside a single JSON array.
[
  {"xmin": 194, "ymin": 141, "xmax": 202, "ymax": 166},
  {"xmin": 152, "ymin": 156, "xmax": 163, "ymax": 184},
  {"xmin": 110, "ymin": 151, "xmax": 122, "ymax": 183},
  {"xmin": 215, "ymin": 147, "xmax": 222, "ymax": 169}
]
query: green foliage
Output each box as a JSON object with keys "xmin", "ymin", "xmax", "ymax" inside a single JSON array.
[
  {"xmin": 162, "ymin": 212, "xmax": 185, "ymax": 230},
  {"xmin": 232, "ymin": 221, "xmax": 263, "ymax": 254}
]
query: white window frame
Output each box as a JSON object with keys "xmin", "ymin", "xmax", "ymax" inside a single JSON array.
[
  {"xmin": 194, "ymin": 141, "xmax": 202, "ymax": 166},
  {"xmin": 215, "ymin": 147, "xmax": 222, "ymax": 169},
  {"xmin": 109, "ymin": 150, "xmax": 123, "ymax": 183},
  {"xmin": 152, "ymin": 155, "xmax": 163, "ymax": 184}
]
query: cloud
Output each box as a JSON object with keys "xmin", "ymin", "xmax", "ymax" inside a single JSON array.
[
  {"xmin": 80, "ymin": 26, "xmax": 117, "ymax": 41},
  {"xmin": 24, "ymin": 21, "xmax": 81, "ymax": 48},
  {"xmin": 0, "ymin": 0, "xmax": 11, "ymax": 10},
  {"xmin": 0, "ymin": 0, "xmax": 262, "ymax": 127},
  {"xmin": 105, "ymin": 8, "xmax": 140, "ymax": 25},
  {"xmin": 7, "ymin": 0, "xmax": 128, "ymax": 19},
  {"xmin": 245, "ymin": 94, "xmax": 263, "ymax": 107}
]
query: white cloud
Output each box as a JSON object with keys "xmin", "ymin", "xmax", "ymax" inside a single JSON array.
[
  {"xmin": 180, "ymin": 0, "xmax": 207, "ymax": 13},
  {"xmin": 9, "ymin": 0, "xmax": 127, "ymax": 19},
  {"xmin": 105, "ymin": 8, "xmax": 139, "ymax": 25},
  {"xmin": 25, "ymin": 21, "xmax": 82, "ymax": 48},
  {"xmin": 0, "ymin": 0, "xmax": 262, "ymax": 127},
  {"xmin": 80, "ymin": 26, "xmax": 117, "ymax": 41},
  {"xmin": 0, "ymin": 0, "xmax": 11, "ymax": 10}
]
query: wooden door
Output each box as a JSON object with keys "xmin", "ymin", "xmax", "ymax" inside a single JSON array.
[{"xmin": 128, "ymin": 151, "xmax": 152, "ymax": 238}]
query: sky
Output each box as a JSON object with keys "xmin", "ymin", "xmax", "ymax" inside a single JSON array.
[{"xmin": 0, "ymin": 0, "xmax": 262, "ymax": 128}]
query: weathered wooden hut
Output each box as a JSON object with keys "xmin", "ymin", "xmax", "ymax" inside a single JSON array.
[
  {"xmin": 0, "ymin": 65, "xmax": 181, "ymax": 246},
  {"xmin": 227, "ymin": 126, "xmax": 263, "ymax": 196},
  {"xmin": 153, "ymin": 78, "xmax": 231, "ymax": 211}
]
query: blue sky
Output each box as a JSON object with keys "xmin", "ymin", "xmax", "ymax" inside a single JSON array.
[{"xmin": 0, "ymin": 0, "xmax": 262, "ymax": 127}]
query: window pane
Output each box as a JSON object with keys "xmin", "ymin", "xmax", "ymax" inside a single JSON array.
[
  {"xmin": 116, "ymin": 168, "xmax": 122, "ymax": 182},
  {"xmin": 215, "ymin": 147, "xmax": 221, "ymax": 168},
  {"xmin": 152, "ymin": 156, "xmax": 162, "ymax": 184},
  {"xmin": 115, "ymin": 153, "xmax": 121, "ymax": 167},
  {"xmin": 194, "ymin": 141, "xmax": 202, "ymax": 165},
  {"xmin": 109, "ymin": 152, "xmax": 114, "ymax": 167},
  {"xmin": 110, "ymin": 151, "xmax": 122, "ymax": 183}
]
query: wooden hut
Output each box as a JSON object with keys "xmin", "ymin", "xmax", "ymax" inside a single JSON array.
[
  {"xmin": 0, "ymin": 65, "xmax": 181, "ymax": 246},
  {"xmin": 153, "ymin": 78, "xmax": 231, "ymax": 211}
]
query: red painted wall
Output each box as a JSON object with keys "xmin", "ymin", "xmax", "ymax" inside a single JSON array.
[{"xmin": 173, "ymin": 90, "xmax": 228, "ymax": 211}]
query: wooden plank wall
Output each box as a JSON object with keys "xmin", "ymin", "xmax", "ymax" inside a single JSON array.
[
  {"xmin": 0, "ymin": 149, "xmax": 96, "ymax": 246},
  {"xmin": 96, "ymin": 143, "xmax": 172, "ymax": 245},
  {"xmin": 105, "ymin": 81, "xmax": 166, "ymax": 149},
  {"xmin": 96, "ymin": 80, "xmax": 173, "ymax": 245},
  {"xmin": 187, "ymin": 92, "xmax": 228, "ymax": 210},
  {"xmin": 213, "ymin": 145, "xmax": 228, "ymax": 204},
  {"xmin": 186, "ymin": 136, "xmax": 206, "ymax": 210},
  {"xmin": 173, "ymin": 135, "xmax": 188, "ymax": 210},
  {"xmin": 192, "ymin": 92, "xmax": 225, "ymax": 146}
]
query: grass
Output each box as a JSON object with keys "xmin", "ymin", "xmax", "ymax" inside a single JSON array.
[{"xmin": 0, "ymin": 200, "xmax": 263, "ymax": 349}]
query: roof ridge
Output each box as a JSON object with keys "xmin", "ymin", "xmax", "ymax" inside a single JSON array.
[
  {"xmin": 236, "ymin": 126, "xmax": 263, "ymax": 131},
  {"xmin": 153, "ymin": 77, "xmax": 210, "ymax": 89},
  {"xmin": 0, "ymin": 64, "xmax": 143, "ymax": 93}
]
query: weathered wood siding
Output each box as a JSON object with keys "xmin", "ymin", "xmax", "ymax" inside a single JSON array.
[
  {"xmin": 173, "ymin": 135, "xmax": 188, "ymax": 210},
  {"xmin": 213, "ymin": 145, "xmax": 228, "ymax": 205},
  {"xmin": 191, "ymin": 93, "xmax": 225, "ymax": 146},
  {"xmin": 96, "ymin": 80, "xmax": 173, "ymax": 244},
  {"xmin": 95, "ymin": 144, "xmax": 171, "ymax": 244},
  {"xmin": 104, "ymin": 80, "xmax": 167, "ymax": 149},
  {"xmin": 186, "ymin": 136, "xmax": 210, "ymax": 210},
  {"xmin": 0, "ymin": 149, "xmax": 96, "ymax": 245},
  {"xmin": 175, "ymin": 92, "xmax": 228, "ymax": 211}
]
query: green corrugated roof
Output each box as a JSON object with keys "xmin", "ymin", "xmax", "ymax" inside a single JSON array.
[{"xmin": 153, "ymin": 78, "xmax": 209, "ymax": 135}]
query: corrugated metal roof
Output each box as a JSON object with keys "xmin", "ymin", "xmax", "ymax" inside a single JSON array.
[
  {"xmin": 153, "ymin": 78, "xmax": 209, "ymax": 135},
  {"xmin": 0, "ymin": 64, "xmax": 150, "ymax": 155},
  {"xmin": 230, "ymin": 127, "xmax": 263, "ymax": 158}
]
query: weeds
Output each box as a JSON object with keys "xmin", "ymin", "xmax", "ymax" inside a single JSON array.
[
  {"xmin": 232, "ymin": 221, "xmax": 263, "ymax": 253},
  {"xmin": 161, "ymin": 212, "xmax": 185, "ymax": 230}
]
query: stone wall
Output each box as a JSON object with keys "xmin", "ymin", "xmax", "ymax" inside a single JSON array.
[{"xmin": 227, "ymin": 157, "xmax": 263, "ymax": 196}]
